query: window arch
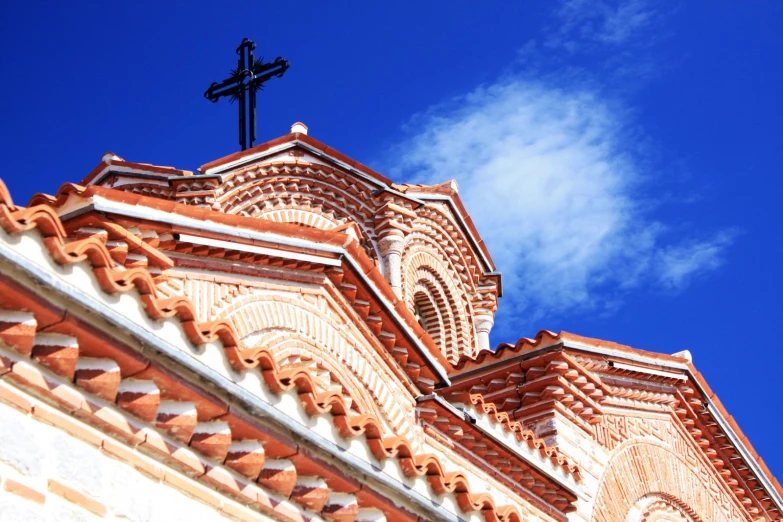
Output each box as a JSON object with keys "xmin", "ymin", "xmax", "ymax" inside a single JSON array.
[
  {"xmin": 403, "ymin": 248, "xmax": 472, "ymax": 363},
  {"xmin": 413, "ymin": 284, "xmax": 445, "ymax": 350}
]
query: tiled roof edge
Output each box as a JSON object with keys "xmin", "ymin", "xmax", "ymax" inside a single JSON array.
[{"xmin": 0, "ymin": 178, "xmax": 568, "ymax": 522}]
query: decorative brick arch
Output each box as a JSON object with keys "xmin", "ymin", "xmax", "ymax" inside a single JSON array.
[
  {"xmin": 591, "ymin": 440, "xmax": 740, "ymax": 522},
  {"xmin": 628, "ymin": 495, "xmax": 696, "ymax": 522},
  {"xmin": 253, "ymin": 207, "xmax": 342, "ymax": 231},
  {"xmin": 411, "ymin": 206, "xmax": 481, "ymax": 293},
  {"xmin": 218, "ymin": 294, "xmax": 419, "ymax": 441},
  {"xmin": 241, "ymin": 330, "xmax": 374, "ymax": 416},
  {"xmin": 217, "ymin": 163, "xmax": 380, "ymax": 259},
  {"xmin": 412, "ymin": 269, "xmax": 457, "ymax": 360},
  {"xmin": 412, "ymin": 282, "xmax": 446, "ymax": 351},
  {"xmin": 402, "ymin": 247, "xmax": 473, "ymax": 363}
]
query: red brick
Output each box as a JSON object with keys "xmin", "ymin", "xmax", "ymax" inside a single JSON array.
[
  {"xmin": 74, "ymin": 361, "xmax": 121, "ymax": 402},
  {"xmin": 102, "ymin": 437, "xmax": 165, "ymax": 480},
  {"xmin": 163, "ymin": 471, "xmax": 222, "ymax": 509},
  {"xmin": 0, "ymin": 380, "xmax": 35, "ymax": 412},
  {"xmin": 32, "ymin": 342, "xmax": 78, "ymax": 380},
  {"xmin": 32, "ymin": 401, "xmax": 103, "ymax": 447},
  {"xmin": 0, "ymin": 312, "xmax": 36, "ymax": 356},
  {"xmin": 8, "ymin": 359, "xmax": 50, "ymax": 390},
  {"xmin": 4, "ymin": 478, "xmax": 46, "ymax": 505},
  {"xmin": 49, "ymin": 383, "xmax": 88, "ymax": 412},
  {"xmin": 48, "ymin": 479, "xmax": 107, "ymax": 517}
]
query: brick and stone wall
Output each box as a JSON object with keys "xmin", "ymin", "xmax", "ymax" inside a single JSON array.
[{"xmin": 0, "ymin": 393, "xmax": 274, "ymax": 522}]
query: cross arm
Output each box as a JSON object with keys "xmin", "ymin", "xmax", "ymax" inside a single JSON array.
[
  {"xmin": 204, "ymin": 76, "xmax": 244, "ymax": 102},
  {"xmin": 247, "ymin": 58, "xmax": 290, "ymax": 91}
]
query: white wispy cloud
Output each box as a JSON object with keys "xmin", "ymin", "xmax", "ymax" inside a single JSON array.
[
  {"xmin": 548, "ymin": 0, "xmax": 658, "ymax": 50},
  {"xmin": 389, "ymin": 78, "xmax": 733, "ymax": 333},
  {"xmin": 654, "ymin": 232, "xmax": 737, "ymax": 289},
  {"xmin": 386, "ymin": 0, "xmax": 733, "ymax": 337}
]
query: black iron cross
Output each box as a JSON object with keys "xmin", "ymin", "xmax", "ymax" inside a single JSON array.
[{"xmin": 204, "ymin": 38, "xmax": 290, "ymax": 151}]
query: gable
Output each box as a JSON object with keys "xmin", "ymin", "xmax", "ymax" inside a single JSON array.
[{"xmin": 444, "ymin": 332, "xmax": 783, "ymax": 520}]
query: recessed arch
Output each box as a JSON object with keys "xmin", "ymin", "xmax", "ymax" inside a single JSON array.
[
  {"xmin": 411, "ymin": 205, "xmax": 483, "ymax": 292},
  {"xmin": 217, "ymin": 293, "xmax": 420, "ymax": 442},
  {"xmin": 627, "ymin": 495, "xmax": 695, "ymax": 522},
  {"xmin": 413, "ymin": 284, "xmax": 445, "ymax": 351},
  {"xmin": 402, "ymin": 248, "xmax": 473, "ymax": 363},
  {"xmin": 591, "ymin": 440, "xmax": 744, "ymax": 522},
  {"xmin": 242, "ymin": 330, "xmax": 371, "ymax": 415},
  {"xmin": 216, "ymin": 163, "xmax": 380, "ymax": 260}
]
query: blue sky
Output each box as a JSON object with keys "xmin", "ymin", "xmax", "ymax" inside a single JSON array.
[{"xmin": 1, "ymin": 2, "xmax": 781, "ymax": 478}]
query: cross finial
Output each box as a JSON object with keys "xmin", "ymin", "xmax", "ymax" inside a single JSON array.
[{"xmin": 204, "ymin": 38, "xmax": 290, "ymax": 151}]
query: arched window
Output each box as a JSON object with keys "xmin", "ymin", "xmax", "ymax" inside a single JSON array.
[{"xmin": 413, "ymin": 289, "xmax": 441, "ymax": 345}]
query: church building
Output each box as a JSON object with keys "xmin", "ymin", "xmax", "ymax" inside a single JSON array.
[{"xmin": 0, "ymin": 122, "xmax": 780, "ymax": 521}]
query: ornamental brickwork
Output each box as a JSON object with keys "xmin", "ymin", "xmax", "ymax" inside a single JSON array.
[{"xmin": 0, "ymin": 125, "xmax": 779, "ymax": 521}]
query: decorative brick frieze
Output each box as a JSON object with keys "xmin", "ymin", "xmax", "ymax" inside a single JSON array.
[
  {"xmin": 191, "ymin": 421, "xmax": 233, "ymax": 462},
  {"xmin": 447, "ymin": 350, "xmax": 607, "ymax": 450},
  {"xmin": 139, "ymin": 151, "xmax": 499, "ymax": 354},
  {"xmin": 402, "ymin": 248, "xmax": 473, "ymax": 363},
  {"xmin": 0, "ymin": 201, "xmax": 566, "ymax": 522},
  {"xmin": 374, "ymin": 201, "xmax": 415, "ymax": 239},
  {"xmin": 632, "ymin": 496, "xmax": 693, "ymax": 522},
  {"xmin": 322, "ymin": 492, "xmax": 359, "ymax": 522},
  {"xmin": 291, "ymin": 476, "xmax": 330, "ymax": 511},
  {"xmin": 417, "ymin": 397, "xmax": 578, "ymax": 513},
  {"xmin": 217, "ymin": 163, "xmax": 381, "ymax": 259},
  {"xmin": 258, "ymin": 459, "xmax": 297, "ymax": 497},
  {"xmin": 448, "ymin": 332, "xmax": 783, "ymax": 520}
]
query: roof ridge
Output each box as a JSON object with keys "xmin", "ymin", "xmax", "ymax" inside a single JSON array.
[{"xmin": 453, "ymin": 329, "xmax": 563, "ymax": 370}]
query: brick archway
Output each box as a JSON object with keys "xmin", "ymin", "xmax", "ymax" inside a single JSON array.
[{"xmin": 591, "ymin": 441, "xmax": 739, "ymax": 522}]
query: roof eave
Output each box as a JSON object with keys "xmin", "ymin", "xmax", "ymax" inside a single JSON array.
[
  {"xmin": 557, "ymin": 337, "xmax": 783, "ymax": 510},
  {"xmin": 55, "ymin": 191, "xmax": 452, "ymax": 387}
]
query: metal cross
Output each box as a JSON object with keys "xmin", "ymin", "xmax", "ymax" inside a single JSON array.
[{"xmin": 204, "ymin": 38, "xmax": 290, "ymax": 151}]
